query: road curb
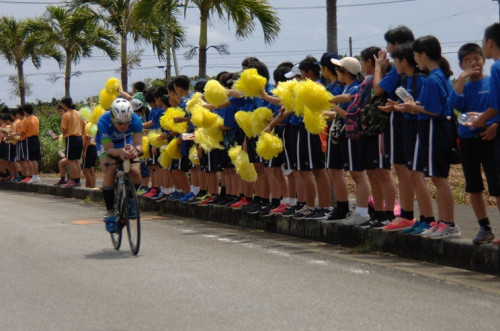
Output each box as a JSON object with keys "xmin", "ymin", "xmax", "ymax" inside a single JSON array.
[{"xmin": 2, "ymin": 181, "xmax": 499, "ymax": 276}]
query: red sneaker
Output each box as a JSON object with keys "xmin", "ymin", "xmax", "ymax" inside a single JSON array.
[
  {"xmin": 143, "ymin": 187, "xmax": 158, "ymax": 198},
  {"xmin": 271, "ymin": 203, "xmax": 290, "ymax": 215},
  {"xmin": 198, "ymin": 195, "xmax": 216, "ymax": 206},
  {"xmin": 383, "ymin": 217, "xmax": 416, "ymax": 231},
  {"xmin": 64, "ymin": 180, "xmax": 77, "ymax": 188},
  {"xmin": 21, "ymin": 176, "xmax": 32, "ymax": 183},
  {"xmin": 231, "ymin": 197, "xmax": 250, "ymax": 209}
]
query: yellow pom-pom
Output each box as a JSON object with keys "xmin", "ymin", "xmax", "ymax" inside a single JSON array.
[
  {"xmin": 295, "ymin": 79, "xmax": 333, "ymax": 114},
  {"xmin": 204, "ymin": 80, "xmax": 228, "ymax": 107},
  {"xmin": 186, "ymin": 92, "xmax": 206, "ymax": 114},
  {"xmin": 189, "ymin": 145, "xmax": 200, "ymax": 165},
  {"xmin": 79, "ymin": 107, "xmax": 91, "ymax": 121},
  {"xmin": 99, "ymin": 89, "xmax": 115, "ymax": 110},
  {"xmin": 228, "ymin": 145, "xmax": 242, "ymax": 162},
  {"xmin": 227, "ymin": 144, "xmax": 257, "ymax": 182},
  {"xmin": 237, "ymin": 162, "xmax": 258, "ymax": 182},
  {"xmin": 190, "ymin": 104, "xmax": 219, "ymax": 128},
  {"xmin": 84, "ymin": 122, "xmax": 92, "ymax": 135},
  {"xmin": 233, "ymin": 68, "xmax": 267, "ymax": 98},
  {"xmin": 166, "ymin": 138, "xmax": 182, "ymax": 159},
  {"xmin": 105, "ymin": 77, "xmax": 121, "ymax": 95},
  {"xmin": 160, "ymin": 107, "xmax": 188, "ymax": 133},
  {"xmin": 90, "ymin": 105, "xmax": 105, "ymax": 124},
  {"xmin": 251, "ymin": 107, "xmax": 273, "ymax": 137},
  {"xmin": 90, "ymin": 124, "xmax": 98, "ymax": 138},
  {"xmin": 271, "ymin": 80, "xmax": 299, "ymax": 112},
  {"xmin": 303, "ymin": 107, "xmax": 327, "ymax": 134},
  {"xmin": 256, "ymin": 132, "xmax": 283, "ymax": 160},
  {"xmin": 235, "ymin": 111, "xmax": 253, "ymax": 138},
  {"xmin": 159, "ymin": 147, "xmax": 172, "ymax": 169},
  {"xmin": 194, "ymin": 128, "xmax": 224, "ymax": 152},
  {"xmin": 147, "ymin": 130, "xmax": 167, "ymax": 148},
  {"xmin": 141, "ymin": 136, "xmax": 150, "ymax": 159}
]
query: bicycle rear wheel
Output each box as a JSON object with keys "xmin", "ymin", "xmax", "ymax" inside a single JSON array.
[{"xmin": 125, "ymin": 179, "xmax": 141, "ymax": 255}]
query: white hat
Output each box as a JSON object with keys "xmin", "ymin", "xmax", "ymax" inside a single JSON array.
[
  {"xmin": 284, "ymin": 64, "xmax": 301, "ymax": 78},
  {"xmin": 331, "ymin": 57, "xmax": 362, "ymax": 75}
]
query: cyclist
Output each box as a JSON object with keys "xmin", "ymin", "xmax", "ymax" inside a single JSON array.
[{"xmin": 97, "ymin": 98, "xmax": 143, "ymax": 233}]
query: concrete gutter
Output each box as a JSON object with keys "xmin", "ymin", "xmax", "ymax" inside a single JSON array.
[{"xmin": 2, "ymin": 180, "xmax": 499, "ymax": 276}]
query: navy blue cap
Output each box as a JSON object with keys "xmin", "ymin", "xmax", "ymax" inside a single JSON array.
[{"xmin": 317, "ymin": 51, "xmax": 340, "ymax": 66}]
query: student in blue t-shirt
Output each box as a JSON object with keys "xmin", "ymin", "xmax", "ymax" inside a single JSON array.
[
  {"xmin": 395, "ymin": 35, "xmax": 459, "ymax": 240},
  {"xmin": 373, "ymin": 26, "xmax": 415, "ymax": 227},
  {"xmin": 328, "ymin": 56, "xmax": 367, "ymax": 224},
  {"xmin": 467, "ymin": 23, "xmax": 500, "ymax": 246},
  {"xmin": 448, "ymin": 43, "xmax": 500, "ymax": 245},
  {"xmin": 381, "ymin": 42, "xmax": 434, "ymax": 234}
]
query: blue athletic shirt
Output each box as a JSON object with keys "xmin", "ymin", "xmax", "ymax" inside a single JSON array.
[
  {"xmin": 340, "ymin": 79, "xmax": 361, "ymax": 110},
  {"xmin": 379, "ymin": 66, "xmax": 400, "ymax": 100},
  {"xmin": 326, "ymin": 80, "xmax": 343, "ymax": 96},
  {"xmin": 149, "ymin": 107, "xmax": 163, "ymax": 130},
  {"xmin": 96, "ymin": 111, "xmax": 143, "ymax": 148},
  {"xmin": 403, "ymin": 74, "xmax": 427, "ymax": 121},
  {"xmin": 489, "ymin": 59, "xmax": 500, "ymax": 123},
  {"xmin": 417, "ymin": 68, "xmax": 452, "ymax": 120},
  {"xmin": 448, "ymin": 76, "xmax": 491, "ymax": 138}
]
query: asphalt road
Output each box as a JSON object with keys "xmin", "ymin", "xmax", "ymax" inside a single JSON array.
[{"xmin": 1, "ymin": 191, "xmax": 499, "ymax": 331}]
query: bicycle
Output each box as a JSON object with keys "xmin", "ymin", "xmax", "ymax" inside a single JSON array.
[{"xmin": 105, "ymin": 158, "xmax": 142, "ymax": 255}]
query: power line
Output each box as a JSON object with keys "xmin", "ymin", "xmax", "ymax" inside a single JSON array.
[
  {"xmin": 275, "ymin": 0, "xmax": 416, "ymax": 10},
  {"xmin": 352, "ymin": 3, "xmax": 496, "ymax": 41}
]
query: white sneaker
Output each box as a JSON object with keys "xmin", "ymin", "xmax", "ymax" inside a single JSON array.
[
  {"xmin": 27, "ymin": 177, "xmax": 41, "ymax": 184},
  {"xmin": 342, "ymin": 211, "xmax": 370, "ymax": 226},
  {"xmin": 427, "ymin": 223, "xmax": 461, "ymax": 240},
  {"xmin": 420, "ymin": 221, "xmax": 442, "ymax": 237}
]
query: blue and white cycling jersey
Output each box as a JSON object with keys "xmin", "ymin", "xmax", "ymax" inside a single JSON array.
[{"xmin": 96, "ymin": 112, "xmax": 143, "ymax": 155}]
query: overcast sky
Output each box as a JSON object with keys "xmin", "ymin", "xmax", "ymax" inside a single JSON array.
[{"xmin": 0, "ymin": 0, "xmax": 498, "ymax": 107}]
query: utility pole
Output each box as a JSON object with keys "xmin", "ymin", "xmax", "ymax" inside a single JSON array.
[
  {"xmin": 349, "ymin": 37, "xmax": 353, "ymax": 57},
  {"xmin": 495, "ymin": 0, "xmax": 500, "ymax": 21}
]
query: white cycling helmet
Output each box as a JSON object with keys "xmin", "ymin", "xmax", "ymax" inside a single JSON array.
[{"xmin": 110, "ymin": 98, "xmax": 133, "ymax": 124}]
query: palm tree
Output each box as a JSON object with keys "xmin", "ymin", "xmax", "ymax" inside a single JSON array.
[
  {"xmin": 326, "ymin": 0, "xmax": 338, "ymax": 53},
  {"xmin": 70, "ymin": 0, "xmax": 161, "ymax": 91},
  {"xmin": 32, "ymin": 6, "xmax": 118, "ymax": 97},
  {"xmin": 0, "ymin": 16, "xmax": 62, "ymax": 105},
  {"xmin": 133, "ymin": 0, "xmax": 186, "ymax": 82},
  {"xmin": 183, "ymin": 0, "xmax": 281, "ymax": 78}
]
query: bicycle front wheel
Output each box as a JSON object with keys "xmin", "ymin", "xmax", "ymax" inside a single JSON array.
[{"xmin": 125, "ymin": 179, "xmax": 141, "ymax": 255}]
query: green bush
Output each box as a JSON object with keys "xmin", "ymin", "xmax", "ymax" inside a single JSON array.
[{"xmin": 36, "ymin": 105, "xmax": 62, "ymax": 173}]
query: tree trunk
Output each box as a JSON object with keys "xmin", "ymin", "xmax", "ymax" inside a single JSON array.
[
  {"xmin": 166, "ymin": 39, "xmax": 171, "ymax": 83},
  {"xmin": 326, "ymin": 0, "xmax": 338, "ymax": 53},
  {"xmin": 172, "ymin": 42, "xmax": 179, "ymax": 77},
  {"xmin": 121, "ymin": 32, "xmax": 128, "ymax": 92},
  {"xmin": 64, "ymin": 51, "xmax": 71, "ymax": 97},
  {"xmin": 17, "ymin": 62, "xmax": 25, "ymax": 105},
  {"xmin": 198, "ymin": 13, "xmax": 208, "ymax": 78}
]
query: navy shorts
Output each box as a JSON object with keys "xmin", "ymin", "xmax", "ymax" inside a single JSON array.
[
  {"xmin": 265, "ymin": 126, "xmax": 285, "ymax": 168},
  {"xmin": 82, "ymin": 145, "xmax": 97, "ymax": 169},
  {"xmin": 246, "ymin": 136, "xmax": 263, "ymax": 164},
  {"xmin": 170, "ymin": 154, "xmax": 191, "ymax": 172},
  {"xmin": 140, "ymin": 162, "xmax": 150, "ymax": 178},
  {"xmin": 460, "ymin": 136, "xmax": 500, "ymax": 196},
  {"xmin": 284, "ymin": 125, "xmax": 299, "ymax": 171},
  {"xmin": 404, "ymin": 119, "xmax": 418, "ymax": 170},
  {"xmin": 326, "ymin": 126, "xmax": 346, "ymax": 170},
  {"xmin": 414, "ymin": 118, "xmax": 451, "ymax": 178},
  {"xmin": 66, "ymin": 135, "xmax": 83, "ymax": 161},
  {"xmin": 296, "ymin": 123, "xmax": 325, "ymax": 170},
  {"xmin": 24, "ymin": 136, "xmax": 41, "ymax": 161},
  {"xmin": 385, "ymin": 112, "xmax": 406, "ymax": 165},
  {"xmin": 363, "ymin": 134, "xmax": 390, "ymax": 170},
  {"xmin": 200, "ymin": 148, "xmax": 224, "ymax": 172},
  {"xmin": 343, "ymin": 136, "xmax": 365, "ymax": 172}
]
